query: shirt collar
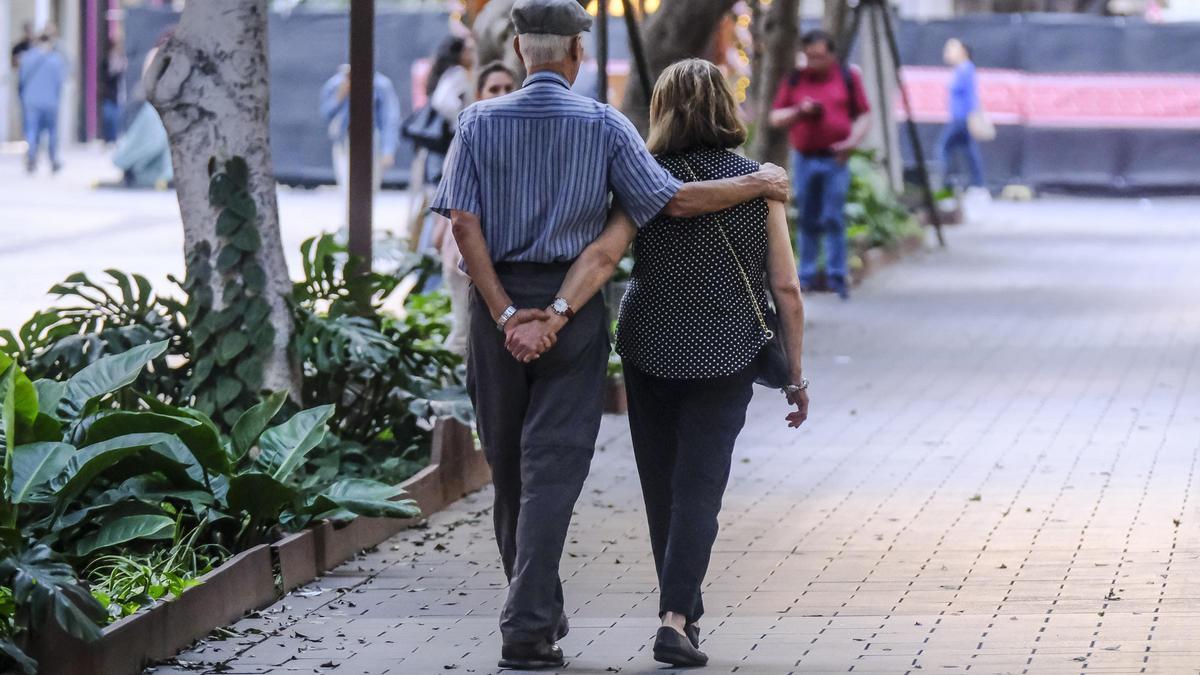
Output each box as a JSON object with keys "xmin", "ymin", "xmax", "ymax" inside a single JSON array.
[{"xmin": 524, "ymin": 70, "xmax": 571, "ymax": 90}]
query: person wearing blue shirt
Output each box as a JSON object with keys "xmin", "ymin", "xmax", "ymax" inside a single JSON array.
[
  {"xmin": 18, "ymin": 28, "xmax": 68, "ymax": 174},
  {"xmin": 939, "ymin": 38, "xmax": 985, "ymax": 189},
  {"xmin": 431, "ymin": 1, "xmax": 788, "ymax": 669},
  {"xmin": 319, "ymin": 66, "xmax": 400, "ymax": 216}
]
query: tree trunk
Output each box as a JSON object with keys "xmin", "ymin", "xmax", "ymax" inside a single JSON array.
[
  {"xmin": 145, "ymin": 0, "xmax": 300, "ymax": 404},
  {"xmin": 620, "ymin": 0, "xmax": 739, "ymax": 133},
  {"xmin": 749, "ymin": 0, "xmax": 800, "ymax": 165},
  {"xmin": 825, "ymin": 0, "xmax": 849, "ymax": 44}
]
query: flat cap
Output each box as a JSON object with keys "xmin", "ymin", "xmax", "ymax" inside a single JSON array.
[{"xmin": 511, "ymin": 0, "xmax": 593, "ymax": 36}]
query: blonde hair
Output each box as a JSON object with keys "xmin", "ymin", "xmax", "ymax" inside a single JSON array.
[{"xmin": 646, "ymin": 59, "xmax": 747, "ymax": 156}]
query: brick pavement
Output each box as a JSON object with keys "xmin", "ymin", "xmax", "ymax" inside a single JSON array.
[{"xmin": 151, "ymin": 199, "xmax": 1200, "ymax": 674}]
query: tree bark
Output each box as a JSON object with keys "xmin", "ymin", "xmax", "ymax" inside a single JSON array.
[
  {"xmin": 145, "ymin": 0, "xmax": 300, "ymax": 398},
  {"xmin": 749, "ymin": 0, "xmax": 800, "ymax": 165},
  {"xmin": 620, "ymin": 0, "xmax": 739, "ymax": 133},
  {"xmin": 825, "ymin": 0, "xmax": 849, "ymax": 45}
]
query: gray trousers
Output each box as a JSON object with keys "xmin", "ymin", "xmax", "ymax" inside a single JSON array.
[{"xmin": 467, "ymin": 263, "xmax": 608, "ymax": 644}]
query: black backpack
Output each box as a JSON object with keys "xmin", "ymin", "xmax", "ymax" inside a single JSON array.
[{"xmin": 787, "ymin": 64, "xmax": 861, "ymax": 119}]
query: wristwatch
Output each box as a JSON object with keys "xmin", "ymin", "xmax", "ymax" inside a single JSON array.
[
  {"xmin": 496, "ymin": 305, "xmax": 517, "ymax": 332},
  {"xmin": 550, "ymin": 297, "xmax": 575, "ymax": 319},
  {"xmin": 783, "ymin": 379, "xmax": 809, "ymax": 396}
]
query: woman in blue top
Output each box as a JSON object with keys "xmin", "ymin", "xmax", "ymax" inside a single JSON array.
[{"xmin": 939, "ymin": 38, "xmax": 985, "ymax": 189}]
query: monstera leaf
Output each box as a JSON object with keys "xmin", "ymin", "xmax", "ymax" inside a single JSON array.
[{"xmin": 0, "ymin": 544, "xmax": 106, "ymax": 642}]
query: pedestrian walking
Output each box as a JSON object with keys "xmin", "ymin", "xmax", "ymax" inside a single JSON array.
[
  {"xmin": 18, "ymin": 25, "xmax": 68, "ymax": 175},
  {"xmin": 769, "ymin": 30, "xmax": 871, "ymax": 300},
  {"xmin": 101, "ymin": 30, "xmax": 128, "ymax": 144},
  {"xmin": 939, "ymin": 38, "xmax": 987, "ymax": 193},
  {"xmin": 517, "ymin": 58, "xmax": 810, "ymax": 668},
  {"xmin": 431, "ymin": 0, "xmax": 789, "ymax": 668},
  {"xmin": 437, "ymin": 61, "xmax": 516, "ymax": 357},
  {"xmin": 319, "ymin": 65, "xmax": 400, "ymax": 221}
]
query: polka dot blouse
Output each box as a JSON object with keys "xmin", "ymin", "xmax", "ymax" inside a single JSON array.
[{"xmin": 616, "ymin": 147, "xmax": 772, "ymax": 380}]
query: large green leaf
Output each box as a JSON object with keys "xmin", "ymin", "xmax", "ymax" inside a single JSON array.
[
  {"xmin": 54, "ymin": 476, "xmax": 212, "ymax": 532},
  {"xmin": 225, "ymin": 471, "xmax": 296, "ymax": 520},
  {"xmin": 135, "ymin": 395, "xmax": 229, "ymax": 474},
  {"xmin": 33, "ymin": 379, "xmax": 67, "ymax": 418},
  {"xmin": 72, "ymin": 514, "xmax": 175, "ymax": 557},
  {"xmin": 256, "ymin": 405, "xmax": 335, "ymax": 481},
  {"xmin": 306, "ymin": 478, "xmax": 421, "ymax": 520},
  {"xmin": 230, "ymin": 391, "xmax": 288, "ymax": 462},
  {"xmin": 0, "ymin": 637, "xmax": 37, "ymax": 675},
  {"xmin": 0, "ymin": 353, "xmax": 37, "ymax": 427},
  {"xmin": 10, "ymin": 442, "xmax": 73, "ymax": 504},
  {"xmin": 49, "ymin": 432, "xmax": 182, "ymax": 509},
  {"xmin": 59, "ymin": 341, "xmax": 169, "ymax": 419},
  {"xmin": 0, "ymin": 544, "xmax": 105, "ymax": 642}
]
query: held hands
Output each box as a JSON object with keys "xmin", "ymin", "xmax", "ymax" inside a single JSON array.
[
  {"xmin": 504, "ymin": 309, "xmax": 566, "ymax": 364},
  {"xmin": 757, "ymin": 163, "xmax": 791, "ymax": 203},
  {"xmin": 786, "ymin": 388, "xmax": 810, "ymax": 429}
]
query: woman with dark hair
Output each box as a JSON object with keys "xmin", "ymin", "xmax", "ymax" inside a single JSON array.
[
  {"xmin": 940, "ymin": 38, "xmax": 986, "ymax": 190},
  {"xmin": 518, "ymin": 59, "xmax": 810, "ymax": 668}
]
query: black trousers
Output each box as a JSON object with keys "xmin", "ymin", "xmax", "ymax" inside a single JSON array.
[
  {"xmin": 624, "ymin": 362, "xmax": 756, "ymax": 623},
  {"xmin": 467, "ymin": 263, "xmax": 609, "ymax": 644}
]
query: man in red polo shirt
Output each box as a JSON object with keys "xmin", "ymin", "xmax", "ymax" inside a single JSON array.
[{"xmin": 770, "ymin": 30, "xmax": 871, "ymax": 300}]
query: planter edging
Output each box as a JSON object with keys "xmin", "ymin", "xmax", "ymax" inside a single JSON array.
[{"xmin": 34, "ymin": 419, "xmax": 489, "ymax": 675}]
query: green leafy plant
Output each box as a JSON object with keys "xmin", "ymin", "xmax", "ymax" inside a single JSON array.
[
  {"xmin": 844, "ymin": 151, "xmax": 923, "ymax": 252},
  {"xmin": 0, "ymin": 343, "xmax": 422, "ymax": 673},
  {"xmin": 179, "ymin": 157, "xmax": 275, "ymax": 426},
  {"xmin": 0, "ymin": 270, "xmax": 187, "ymax": 399},
  {"xmin": 292, "ymin": 235, "xmax": 471, "ymax": 459},
  {"xmin": 87, "ymin": 526, "xmax": 225, "ymax": 621}
]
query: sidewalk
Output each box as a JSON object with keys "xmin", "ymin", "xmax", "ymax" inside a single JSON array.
[
  {"xmin": 0, "ymin": 146, "xmax": 413, "ymax": 331},
  {"xmin": 146, "ymin": 196, "xmax": 1200, "ymax": 675}
]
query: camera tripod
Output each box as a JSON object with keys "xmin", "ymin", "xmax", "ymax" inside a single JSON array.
[{"xmin": 840, "ymin": 0, "xmax": 945, "ymax": 245}]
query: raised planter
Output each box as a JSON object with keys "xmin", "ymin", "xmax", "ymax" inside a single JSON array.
[
  {"xmin": 29, "ymin": 544, "xmax": 274, "ymax": 675},
  {"xmin": 32, "ymin": 419, "xmax": 489, "ymax": 675},
  {"xmin": 604, "ymin": 375, "xmax": 628, "ymax": 415}
]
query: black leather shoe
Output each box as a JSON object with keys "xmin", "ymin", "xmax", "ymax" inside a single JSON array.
[
  {"xmin": 685, "ymin": 622, "xmax": 701, "ymax": 648},
  {"xmin": 498, "ymin": 640, "xmax": 564, "ymax": 670},
  {"xmin": 653, "ymin": 626, "xmax": 708, "ymax": 667}
]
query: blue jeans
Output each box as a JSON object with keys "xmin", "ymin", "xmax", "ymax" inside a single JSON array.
[
  {"xmin": 939, "ymin": 118, "xmax": 984, "ymax": 188},
  {"xmin": 792, "ymin": 152, "xmax": 851, "ymax": 292},
  {"xmin": 23, "ymin": 104, "xmax": 60, "ymax": 168}
]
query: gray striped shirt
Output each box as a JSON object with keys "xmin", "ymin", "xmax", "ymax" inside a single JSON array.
[{"xmin": 431, "ymin": 71, "xmax": 682, "ymax": 264}]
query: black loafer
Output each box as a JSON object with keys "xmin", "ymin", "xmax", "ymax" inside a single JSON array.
[
  {"xmin": 498, "ymin": 640, "xmax": 564, "ymax": 670},
  {"xmin": 685, "ymin": 622, "xmax": 701, "ymax": 648},
  {"xmin": 653, "ymin": 626, "xmax": 708, "ymax": 667}
]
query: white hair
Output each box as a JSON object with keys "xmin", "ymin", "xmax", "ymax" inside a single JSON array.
[{"xmin": 517, "ymin": 33, "xmax": 576, "ymax": 68}]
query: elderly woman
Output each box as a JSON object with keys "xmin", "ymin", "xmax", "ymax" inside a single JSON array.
[{"xmin": 518, "ymin": 59, "xmax": 810, "ymax": 667}]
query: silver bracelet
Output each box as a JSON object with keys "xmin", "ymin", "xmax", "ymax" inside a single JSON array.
[{"xmin": 496, "ymin": 305, "xmax": 517, "ymax": 332}]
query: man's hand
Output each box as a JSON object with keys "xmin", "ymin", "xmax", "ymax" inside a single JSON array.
[
  {"xmin": 831, "ymin": 139, "xmax": 856, "ymax": 164},
  {"xmin": 756, "ymin": 163, "xmax": 791, "ymax": 203},
  {"xmin": 786, "ymin": 388, "xmax": 809, "ymax": 429},
  {"xmin": 380, "ymin": 153, "xmax": 395, "ymax": 170},
  {"xmin": 504, "ymin": 310, "xmax": 561, "ymax": 363}
]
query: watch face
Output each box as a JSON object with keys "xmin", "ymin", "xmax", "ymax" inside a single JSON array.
[{"xmin": 552, "ymin": 298, "xmax": 569, "ymax": 314}]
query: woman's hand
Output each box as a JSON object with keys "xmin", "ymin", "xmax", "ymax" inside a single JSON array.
[{"xmin": 786, "ymin": 388, "xmax": 809, "ymax": 429}]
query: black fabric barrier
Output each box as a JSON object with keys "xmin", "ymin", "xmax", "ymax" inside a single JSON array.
[{"xmin": 894, "ymin": 15, "xmax": 1200, "ymax": 193}]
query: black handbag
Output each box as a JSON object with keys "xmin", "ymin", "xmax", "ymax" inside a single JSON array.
[
  {"xmin": 678, "ymin": 156, "xmax": 791, "ymax": 389},
  {"xmin": 401, "ymin": 105, "xmax": 454, "ymax": 154}
]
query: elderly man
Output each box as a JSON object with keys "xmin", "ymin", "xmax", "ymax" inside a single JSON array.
[{"xmin": 431, "ymin": 0, "xmax": 789, "ymax": 669}]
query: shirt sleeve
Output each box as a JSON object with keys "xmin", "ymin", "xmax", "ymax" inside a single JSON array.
[
  {"xmin": 849, "ymin": 66, "xmax": 871, "ymax": 117},
  {"xmin": 605, "ymin": 108, "xmax": 683, "ymax": 227},
  {"xmin": 430, "ymin": 115, "xmax": 482, "ymax": 218}
]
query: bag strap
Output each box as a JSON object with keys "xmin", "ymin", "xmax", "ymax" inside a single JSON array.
[{"xmin": 677, "ymin": 155, "xmax": 774, "ymax": 341}]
